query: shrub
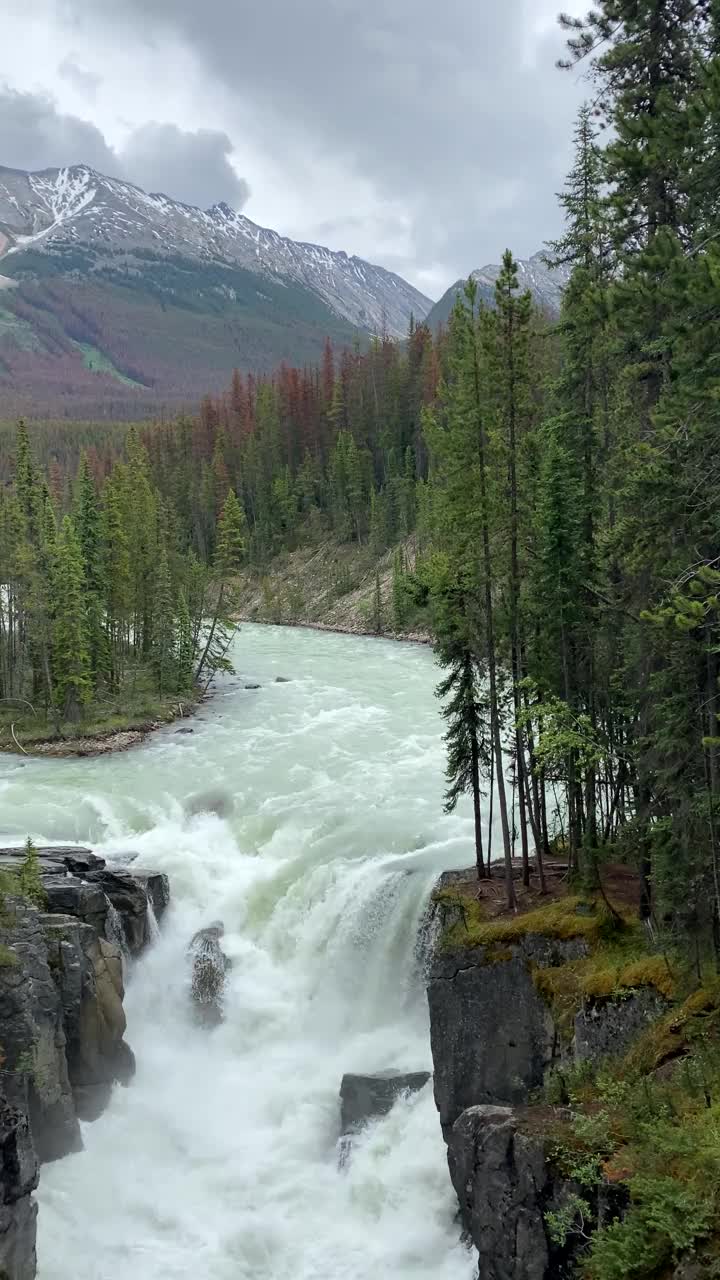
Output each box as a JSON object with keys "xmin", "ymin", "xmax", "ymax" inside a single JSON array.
[{"xmin": 18, "ymin": 837, "xmax": 47, "ymax": 909}]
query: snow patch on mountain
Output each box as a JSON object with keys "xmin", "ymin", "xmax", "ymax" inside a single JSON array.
[{"xmin": 0, "ymin": 164, "xmax": 431, "ymax": 337}]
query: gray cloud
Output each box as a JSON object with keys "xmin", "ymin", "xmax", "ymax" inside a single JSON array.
[
  {"xmin": 0, "ymin": 86, "xmax": 116, "ymax": 173},
  {"xmin": 60, "ymin": 0, "xmax": 585, "ymax": 280},
  {"xmin": 0, "ymin": 88, "xmax": 250, "ymax": 211},
  {"xmin": 58, "ymin": 56, "xmax": 103, "ymax": 99},
  {"xmin": 119, "ymin": 122, "xmax": 250, "ymax": 209}
]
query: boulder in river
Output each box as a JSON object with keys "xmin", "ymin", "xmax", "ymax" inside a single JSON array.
[
  {"xmin": 188, "ymin": 922, "xmax": 231, "ymax": 1028},
  {"xmin": 339, "ymin": 1070, "xmax": 431, "ymax": 1136}
]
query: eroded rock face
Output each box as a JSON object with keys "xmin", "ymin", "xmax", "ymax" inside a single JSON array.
[
  {"xmin": 135, "ymin": 873, "xmax": 170, "ymax": 924},
  {"xmin": 426, "ymin": 877, "xmax": 675, "ymax": 1280},
  {"xmin": 0, "ymin": 847, "xmax": 168, "ymax": 960},
  {"xmin": 0, "ymin": 903, "xmax": 81, "ymax": 1164},
  {"xmin": 0, "ymin": 1093, "xmax": 38, "ymax": 1280},
  {"xmin": 575, "ymin": 989, "xmax": 669, "ymax": 1062},
  {"xmin": 448, "ymin": 1106, "xmax": 552, "ymax": 1280},
  {"xmin": 428, "ymin": 936, "xmax": 586, "ymax": 1134},
  {"xmin": 0, "ymin": 845, "xmax": 168, "ymax": 1278},
  {"xmin": 339, "ymin": 1071, "xmax": 431, "ymax": 1135},
  {"xmin": 84, "ymin": 869, "xmax": 151, "ymax": 955},
  {"xmin": 41, "ymin": 916, "xmax": 135, "ymax": 1122}
]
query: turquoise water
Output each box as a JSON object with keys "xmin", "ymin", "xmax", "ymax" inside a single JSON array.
[{"xmin": 0, "ymin": 624, "xmax": 478, "ymax": 1280}]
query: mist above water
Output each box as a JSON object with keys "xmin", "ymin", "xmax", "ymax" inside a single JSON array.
[{"xmin": 0, "ymin": 624, "xmax": 479, "ymax": 1280}]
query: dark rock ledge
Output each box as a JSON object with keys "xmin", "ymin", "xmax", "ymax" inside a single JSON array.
[
  {"xmin": 0, "ymin": 846, "xmax": 169, "ymax": 1279},
  {"xmin": 426, "ymin": 876, "xmax": 672, "ymax": 1280}
]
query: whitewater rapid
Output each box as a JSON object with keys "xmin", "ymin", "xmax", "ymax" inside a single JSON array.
[{"xmin": 0, "ymin": 625, "xmax": 479, "ymax": 1280}]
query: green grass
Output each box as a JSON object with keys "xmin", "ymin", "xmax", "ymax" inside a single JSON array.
[
  {"xmin": 71, "ymin": 341, "xmax": 145, "ymax": 387},
  {"xmin": 0, "ymin": 667, "xmax": 199, "ymax": 752},
  {"xmin": 0, "ymin": 304, "xmax": 42, "ymax": 352}
]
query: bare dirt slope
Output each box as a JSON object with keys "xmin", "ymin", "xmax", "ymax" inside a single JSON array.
[{"xmin": 235, "ymin": 537, "xmax": 431, "ymax": 643}]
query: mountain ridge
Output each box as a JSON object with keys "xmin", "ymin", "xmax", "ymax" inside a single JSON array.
[
  {"xmin": 0, "ymin": 163, "xmax": 431, "ymax": 337},
  {"xmin": 424, "ymin": 251, "xmax": 571, "ymax": 329},
  {"xmin": 0, "ymin": 162, "xmax": 435, "ymax": 417}
]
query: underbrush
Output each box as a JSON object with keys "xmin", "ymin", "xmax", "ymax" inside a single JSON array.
[
  {"xmin": 540, "ymin": 983, "xmax": 720, "ymax": 1278},
  {"xmin": 0, "ymin": 666, "xmax": 197, "ymax": 750}
]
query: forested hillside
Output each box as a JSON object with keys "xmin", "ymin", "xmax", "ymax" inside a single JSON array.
[
  {"xmin": 0, "ymin": 163, "xmax": 431, "ymax": 418},
  {"xmin": 3, "ymin": 0, "xmax": 720, "ymax": 978}
]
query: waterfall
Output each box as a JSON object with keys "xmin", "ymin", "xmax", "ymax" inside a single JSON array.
[
  {"xmin": 145, "ymin": 894, "xmax": 161, "ymax": 944},
  {"xmin": 1, "ymin": 624, "xmax": 477, "ymax": 1280},
  {"xmin": 105, "ymin": 901, "xmax": 126, "ymax": 951}
]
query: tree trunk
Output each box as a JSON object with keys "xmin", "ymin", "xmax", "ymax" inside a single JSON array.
[
  {"xmin": 470, "ymin": 716, "xmax": 486, "ymax": 879},
  {"xmin": 469, "ymin": 305, "xmax": 515, "ymax": 909}
]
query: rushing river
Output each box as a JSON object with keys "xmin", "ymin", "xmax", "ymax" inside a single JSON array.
[{"xmin": 0, "ymin": 624, "xmax": 479, "ymax": 1280}]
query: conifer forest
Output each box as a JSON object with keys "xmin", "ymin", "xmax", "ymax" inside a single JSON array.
[{"xmin": 2, "ymin": 0, "xmax": 720, "ymax": 972}]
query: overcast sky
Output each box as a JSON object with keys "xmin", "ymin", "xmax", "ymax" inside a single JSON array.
[{"xmin": 0, "ymin": 0, "xmax": 587, "ymax": 298}]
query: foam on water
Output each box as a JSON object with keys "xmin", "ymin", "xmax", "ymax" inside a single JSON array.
[{"xmin": 0, "ymin": 624, "xmax": 481, "ymax": 1280}]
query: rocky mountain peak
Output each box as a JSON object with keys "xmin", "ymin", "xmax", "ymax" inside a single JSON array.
[{"xmin": 0, "ymin": 163, "xmax": 431, "ymax": 337}]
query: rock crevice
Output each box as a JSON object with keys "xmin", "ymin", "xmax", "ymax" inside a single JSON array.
[{"xmin": 0, "ymin": 846, "xmax": 168, "ymax": 1279}]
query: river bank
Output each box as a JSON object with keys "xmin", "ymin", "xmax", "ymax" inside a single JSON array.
[
  {"xmin": 5, "ymin": 721, "xmax": 177, "ymax": 759},
  {"xmin": 0, "ymin": 693, "xmax": 203, "ymax": 759},
  {"xmin": 233, "ymin": 537, "xmax": 432, "ymax": 643}
]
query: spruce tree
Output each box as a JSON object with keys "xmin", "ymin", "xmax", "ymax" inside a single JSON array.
[
  {"xmin": 483, "ymin": 250, "xmax": 536, "ymax": 886},
  {"xmin": 50, "ymin": 517, "xmax": 92, "ymax": 723},
  {"xmin": 214, "ymin": 489, "xmax": 247, "ymax": 578},
  {"xmin": 151, "ymin": 546, "xmax": 176, "ymax": 696}
]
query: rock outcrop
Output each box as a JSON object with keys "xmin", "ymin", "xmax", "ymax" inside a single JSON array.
[
  {"xmin": 574, "ymin": 987, "xmax": 668, "ymax": 1062},
  {"xmin": 447, "ymin": 1106, "xmax": 556, "ymax": 1280},
  {"xmin": 428, "ymin": 934, "xmax": 586, "ymax": 1135},
  {"xmin": 0, "ymin": 1094, "xmax": 38, "ymax": 1280},
  {"xmin": 188, "ymin": 922, "xmax": 230, "ymax": 1027},
  {"xmin": 0, "ymin": 903, "xmax": 82, "ymax": 1164},
  {"xmin": 339, "ymin": 1070, "xmax": 431, "ymax": 1136},
  {"xmin": 427, "ymin": 879, "xmax": 672, "ymax": 1280},
  {"xmin": 0, "ymin": 845, "xmax": 169, "ymax": 1278}
]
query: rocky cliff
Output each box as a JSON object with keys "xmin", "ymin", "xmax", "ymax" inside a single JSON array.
[
  {"xmin": 0, "ymin": 846, "xmax": 168, "ymax": 1279},
  {"xmin": 426, "ymin": 875, "xmax": 680, "ymax": 1280}
]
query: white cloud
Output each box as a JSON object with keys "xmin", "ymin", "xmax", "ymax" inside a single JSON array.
[{"xmin": 0, "ymin": 0, "xmax": 589, "ymax": 291}]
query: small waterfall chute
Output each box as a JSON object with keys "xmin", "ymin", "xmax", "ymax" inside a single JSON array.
[
  {"xmin": 105, "ymin": 902, "xmax": 126, "ymax": 950},
  {"xmin": 145, "ymin": 894, "xmax": 161, "ymax": 945}
]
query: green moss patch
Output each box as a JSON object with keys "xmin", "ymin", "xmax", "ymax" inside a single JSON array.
[
  {"xmin": 624, "ymin": 983, "xmax": 720, "ymax": 1076},
  {"xmin": 434, "ymin": 887, "xmax": 631, "ymax": 952},
  {"xmin": 532, "ymin": 934, "xmax": 677, "ymax": 1040}
]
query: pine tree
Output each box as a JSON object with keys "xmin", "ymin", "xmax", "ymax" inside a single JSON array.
[
  {"xmin": 50, "ymin": 517, "xmax": 91, "ymax": 723},
  {"xmin": 174, "ymin": 589, "xmax": 196, "ymax": 694},
  {"xmin": 483, "ymin": 249, "xmax": 536, "ymax": 887},
  {"xmin": 214, "ymin": 489, "xmax": 247, "ymax": 579},
  {"xmin": 431, "ymin": 562, "xmax": 490, "ymax": 879},
  {"xmin": 13, "ymin": 420, "xmax": 36, "ymax": 523},
  {"xmin": 151, "ymin": 545, "xmax": 176, "ymax": 696},
  {"xmin": 425, "ymin": 285, "xmax": 515, "ymax": 902},
  {"xmin": 99, "ymin": 473, "xmax": 132, "ymax": 690}
]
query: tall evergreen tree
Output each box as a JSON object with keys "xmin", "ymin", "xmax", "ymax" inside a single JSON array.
[{"xmin": 50, "ymin": 517, "xmax": 91, "ymax": 723}]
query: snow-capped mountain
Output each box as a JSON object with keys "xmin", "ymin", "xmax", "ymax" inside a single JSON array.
[
  {"xmin": 425, "ymin": 252, "xmax": 572, "ymax": 329},
  {"xmin": 0, "ymin": 164, "xmax": 431, "ymax": 337}
]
